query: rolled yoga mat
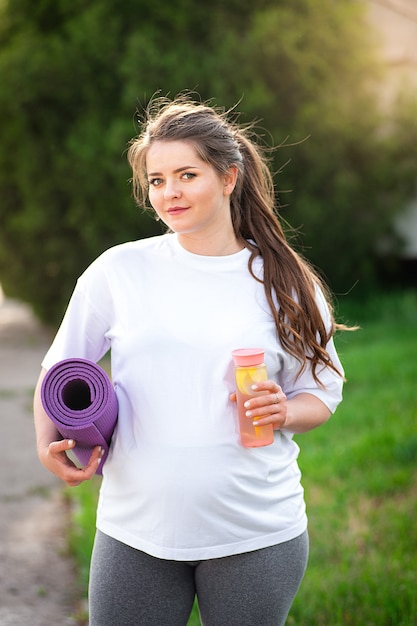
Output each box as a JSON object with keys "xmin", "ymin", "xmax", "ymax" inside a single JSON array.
[{"xmin": 41, "ymin": 358, "xmax": 118, "ymax": 475}]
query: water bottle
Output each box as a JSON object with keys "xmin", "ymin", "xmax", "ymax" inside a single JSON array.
[{"xmin": 232, "ymin": 348, "xmax": 274, "ymax": 448}]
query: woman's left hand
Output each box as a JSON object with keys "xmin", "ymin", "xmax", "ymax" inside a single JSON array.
[{"xmin": 230, "ymin": 380, "xmax": 288, "ymax": 430}]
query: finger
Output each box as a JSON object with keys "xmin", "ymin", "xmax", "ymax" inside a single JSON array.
[
  {"xmin": 245, "ymin": 403, "xmax": 283, "ymax": 420},
  {"xmin": 86, "ymin": 446, "xmax": 105, "ymax": 471},
  {"xmin": 244, "ymin": 391, "xmax": 286, "ymax": 413},
  {"xmin": 251, "ymin": 380, "xmax": 281, "ymax": 393},
  {"xmin": 49, "ymin": 438, "xmax": 76, "ymax": 454},
  {"xmin": 46, "ymin": 439, "xmax": 79, "ymax": 471},
  {"xmin": 252, "ymin": 405, "xmax": 287, "ymax": 429},
  {"xmin": 72, "ymin": 445, "xmax": 103, "ymax": 475},
  {"xmin": 63, "ymin": 447, "xmax": 103, "ymax": 487},
  {"xmin": 229, "ymin": 392, "xmax": 237, "ymax": 403}
]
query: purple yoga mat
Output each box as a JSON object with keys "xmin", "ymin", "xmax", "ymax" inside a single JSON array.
[{"xmin": 41, "ymin": 358, "xmax": 118, "ymax": 474}]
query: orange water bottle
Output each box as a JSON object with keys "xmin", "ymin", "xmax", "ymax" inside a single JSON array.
[{"xmin": 232, "ymin": 348, "xmax": 274, "ymax": 448}]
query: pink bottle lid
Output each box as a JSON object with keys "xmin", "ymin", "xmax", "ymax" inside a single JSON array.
[{"xmin": 231, "ymin": 348, "xmax": 265, "ymax": 366}]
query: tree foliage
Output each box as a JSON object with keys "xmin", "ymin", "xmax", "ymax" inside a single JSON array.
[
  {"xmin": 214, "ymin": 0, "xmax": 414, "ymax": 292},
  {"xmin": 0, "ymin": 0, "xmax": 415, "ymax": 323}
]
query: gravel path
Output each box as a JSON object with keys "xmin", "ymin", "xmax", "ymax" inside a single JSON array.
[{"xmin": 0, "ymin": 294, "xmax": 83, "ymax": 624}]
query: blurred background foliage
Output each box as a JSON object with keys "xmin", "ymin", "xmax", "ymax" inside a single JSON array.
[{"xmin": 0, "ymin": 0, "xmax": 416, "ymax": 324}]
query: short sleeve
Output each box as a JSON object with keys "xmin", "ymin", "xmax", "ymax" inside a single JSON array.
[
  {"xmin": 41, "ymin": 259, "xmax": 113, "ymax": 370},
  {"xmin": 277, "ymin": 286, "xmax": 344, "ymax": 414}
]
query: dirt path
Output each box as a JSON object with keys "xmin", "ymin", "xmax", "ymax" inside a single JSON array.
[{"xmin": 0, "ymin": 294, "xmax": 83, "ymax": 625}]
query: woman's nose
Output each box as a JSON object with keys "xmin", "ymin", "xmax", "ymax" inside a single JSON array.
[{"xmin": 164, "ymin": 180, "xmax": 181, "ymax": 199}]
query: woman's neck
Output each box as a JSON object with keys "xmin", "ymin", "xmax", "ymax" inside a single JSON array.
[{"xmin": 176, "ymin": 231, "xmax": 244, "ymax": 257}]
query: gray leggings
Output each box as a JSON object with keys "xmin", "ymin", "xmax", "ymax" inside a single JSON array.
[{"xmin": 89, "ymin": 530, "xmax": 309, "ymax": 626}]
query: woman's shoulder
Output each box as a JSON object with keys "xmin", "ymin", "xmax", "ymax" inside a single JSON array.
[
  {"xmin": 106, "ymin": 233, "xmax": 170, "ymax": 257},
  {"xmin": 91, "ymin": 233, "xmax": 171, "ymax": 266},
  {"xmin": 77, "ymin": 234, "xmax": 171, "ymax": 286}
]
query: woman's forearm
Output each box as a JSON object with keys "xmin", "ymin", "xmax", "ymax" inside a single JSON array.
[{"xmin": 282, "ymin": 393, "xmax": 331, "ymax": 434}]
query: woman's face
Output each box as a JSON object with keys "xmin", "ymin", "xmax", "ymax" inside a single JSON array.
[{"xmin": 146, "ymin": 140, "xmax": 237, "ymax": 242}]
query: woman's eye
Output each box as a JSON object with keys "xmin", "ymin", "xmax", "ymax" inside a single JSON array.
[
  {"xmin": 149, "ymin": 178, "xmax": 163, "ymax": 187},
  {"xmin": 182, "ymin": 172, "xmax": 196, "ymax": 181}
]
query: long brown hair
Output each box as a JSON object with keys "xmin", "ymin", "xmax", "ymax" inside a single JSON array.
[{"xmin": 128, "ymin": 95, "xmax": 347, "ymax": 383}]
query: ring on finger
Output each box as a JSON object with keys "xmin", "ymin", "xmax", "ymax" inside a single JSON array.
[{"xmin": 273, "ymin": 392, "xmax": 280, "ymax": 404}]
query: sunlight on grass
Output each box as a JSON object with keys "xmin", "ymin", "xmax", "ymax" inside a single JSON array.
[{"xmin": 66, "ymin": 290, "xmax": 417, "ymax": 625}]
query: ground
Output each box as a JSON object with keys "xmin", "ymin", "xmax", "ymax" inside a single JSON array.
[{"xmin": 0, "ymin": 294, "xmax": 84, "ymax": 625}]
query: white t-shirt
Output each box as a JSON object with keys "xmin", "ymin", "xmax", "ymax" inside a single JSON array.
[{"xmin": 42, "ymin": 233, "xmax": 344, "ymax": 561}]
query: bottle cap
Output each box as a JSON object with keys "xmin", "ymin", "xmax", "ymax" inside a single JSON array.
[{"xmin": 231, "ymin": 348, "xmax": 265, "ymax": 366}]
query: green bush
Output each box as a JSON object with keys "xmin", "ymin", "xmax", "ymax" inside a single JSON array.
[{"xmin": 0, "ymin": 0, "xmax": 416, "ymax": 323}]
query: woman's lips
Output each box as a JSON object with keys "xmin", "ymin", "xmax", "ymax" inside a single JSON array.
[{"xmin": 167, "ymin": 206, "xmax": 189, "ymax": 215}]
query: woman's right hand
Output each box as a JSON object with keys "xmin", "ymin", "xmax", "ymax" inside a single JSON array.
[{"xmin": 39, "ymin": 438, "xmax": 103, "ymax": 487}]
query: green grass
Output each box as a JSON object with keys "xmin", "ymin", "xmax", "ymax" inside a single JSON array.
[
  {"xmin": 66, "ymin": 289, "xmax": 417, "ymax": 626},
  {"xmin": 286, "ymin": 290, "xmax": 417, "ymax": 626}
]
